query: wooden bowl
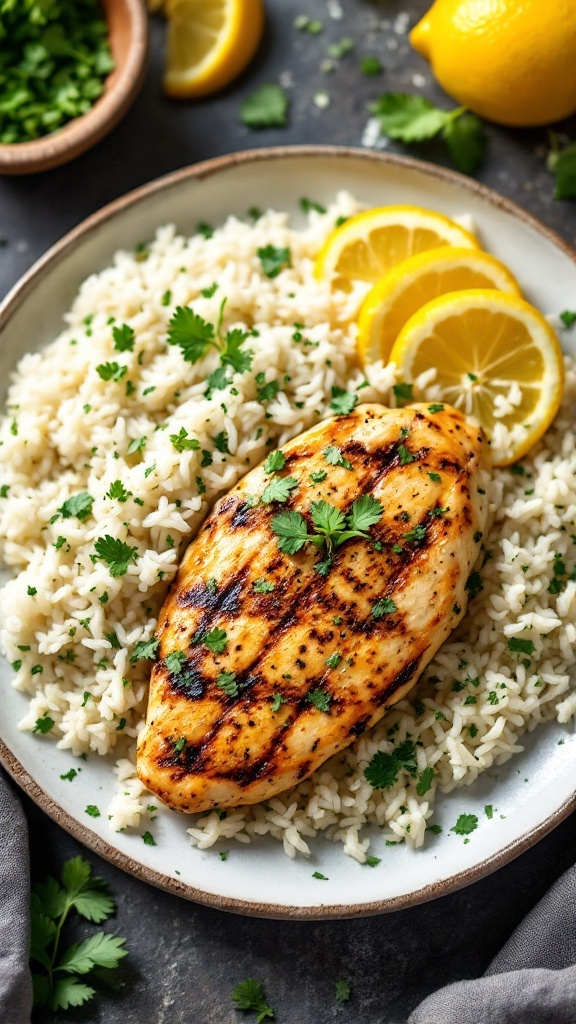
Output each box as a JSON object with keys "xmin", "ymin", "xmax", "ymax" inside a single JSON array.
[{"xmin": 0, "ymin": 0, "xmax": 149, "ymax": 175}]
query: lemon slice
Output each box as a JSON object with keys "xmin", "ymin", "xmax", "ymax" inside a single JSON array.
[
  {"xmin": 389, "ymin": 289, "xmax": 564, "ymax": 466},
  {"xmin": 164, "ymin": 0, "xmax": 264, "ymax": 99},
  {"xmin": 357, "ymin": 247, "xmax": 521, "ymax": 367},
  {"xmin": 314, "ymin": 205, "xmax": 478, "ymax": 287}
]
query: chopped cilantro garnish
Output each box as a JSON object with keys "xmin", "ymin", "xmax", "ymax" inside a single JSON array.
[
  {"xmin": 106, "ymin": 480, "xmax": 132, "ymax": 502},
  {"xmin": 201, "ymin": 282, "xmax": 218, "ymax": 298},
  {"xmin": 324, "ymin": 445, "xmax": 353, "ymax": 470},
  {"xmin": 403, "ymin": 524, "xmax": 427, "ymax": 543},
  {"xmin": 257, "ymin": 245, "xmax": 291, "ymax": 278},
  {"xmin": 142, "ymin": 831, "xmax": 156, "ymax": 846},
  {"xmin": 192, "ymin": 627, "xmax": 228, "ymax": 655},
  {"xmin": 257, "ymin": 379, "xmax": 281, "ymax": 403},
  {"xmin": 165, "ymin": 651, "xmax": 187, "ymax": 674},
  {"xmin": 484, "ymin": 804, "xmax": 493, "ymax": 819},
  {"xmin": 398, "ymin": 443, "xmax": 415, "ymax": 465},
  {"xmin": 271, "ymin": 693, "xmax": 287, "ymax": 712},
  {"xmin": 213, "ymin": 431, "xmax": 230, "ymax": 454},
  {"xmin": 300, "ymin": 197, "xmax": 326, "ymax": 214},
  {"xmin": 393, "ymin": 383, "xmax": 413, "ymax": 406},
  {"xmin": 507, "ymin": 637, "xmax": 535, "ymax": 656},
  {"xmin": 112, "ymin": 324, "xmax": 135, "ymax": 352},
  {"xmin": 85, "ymin": 805, "xmax": 101, "ymax": 818},
  {"xmin": 364, "ymin": 740, "xmax": 417, "ymax": 789},
  {"xmin": 253, "ymin": 578, "xmax": 275, "ymax": 593},
  {"xmin": 94, "ymin": 536, "xmax": 138, "ymax": 577},
  {"xmin": 372, "ymin": 597, "xmax": 397, "ymax": 618},
  {"xmin": 57, "ymin": 492, "xmax": 94, "ymax": 522},
  {"xmin": 96, "ymin": 362, "xmax": 127, "ymax": 383},
  {"xmin": 169, "ymin": 428, "xmax": 200, "ymax": 453},
  {"xmin": 263, "ymin": 450, "xmax": 286, "ymax": 474},
  {"xmin": 216, "ymin": 671, "xmax": 238, "ymax": 697},
  {"xmin": 465, "ymin": 571, "xmax": 483, "ymax": 599},
  {"xmin": 330, "ymin": 386, "xmax": 358, "ymax": 415},
  {"xmin": 307, "ymin": 689, "xmax": 332, "ymax": 713},
  {"xmin": 559, "ymin": 309, "xmax": 576, "ymax": 328},
  {"xmin": 33, "ymin": 714, "xmax": 54, "ymax": 735},
  {"xmin": 451, "ymin": 813, "xmax": 478, "ymax": 836},
  {"xmin": 127, "ymin": 436, "xmax": 146, "ymax": 455},
  {"xmin": 416, "ymin": 767, "xmax": 435, "ymax": 796},
  {"xmin": 325, "ymin": 652, "xmax": 342, "ymax": 669},
  {"xmin": 360, "ymin": 55, "xmax": 382, "ymax": 76},
  {"xmin": 167, "ymin": 307, "xmax": 215, "ymax": 363},
  {"xmin": 310, "ymin": 470, "xmax": 327, "ymax": 483}
]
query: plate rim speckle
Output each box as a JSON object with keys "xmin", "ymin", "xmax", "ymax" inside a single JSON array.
[{"xmin": 1, "ymin": 145, "xmax": 575, "ymax": 920}]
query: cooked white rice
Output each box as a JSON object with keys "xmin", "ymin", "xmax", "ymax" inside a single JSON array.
[{"xmin": 0, "ymin": 192, "xmax": 574, "ymax": 863}]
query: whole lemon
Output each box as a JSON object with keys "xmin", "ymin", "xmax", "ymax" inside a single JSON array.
[{"xmin": 410, "ymin": 0, "xmax": 576, "ymax": 127}]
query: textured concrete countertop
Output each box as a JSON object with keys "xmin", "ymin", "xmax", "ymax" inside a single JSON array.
[{"xmin": 1, "ymin": 1, "xmax": 575, "ymax": 1021}]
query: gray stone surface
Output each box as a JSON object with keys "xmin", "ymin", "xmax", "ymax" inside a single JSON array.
[{"xmin": 1, "ymin": 1, "xmax": 575, "ymax": 1021}]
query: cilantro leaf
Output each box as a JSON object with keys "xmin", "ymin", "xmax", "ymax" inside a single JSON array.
[
  {"xmin": 85, "ymin": 805, "xmax": 100, "ymax": 818},
  {"xmin": 307, "ymin": 689, "xmax": 332, "ymax": 713},
  {"xmin": 240, "ymin": 83, "xmax": 289, "ymax": 129},
  {"xmin": 310, "ymin": 470, "xmax": 327, "ymax": 483},
  {"xmin": 205, "ymin": 366, "xmax": 230, "ymax": 393},
  {"xmin": 253, "ymin": 578, "xmax": 274, "ymax": 593},
  {"xmin": 451, "ymin": 813, "xmax": 478, "ymax": 836},
  {"xmin": 257, "ymin": 245, "xmax": 291, "ymax": 278},
  {"xmin": 507, "ymin": 637, "xmax": 535, "ymax": 656},
  {"xmin": 130, "ymin": 638, "xmax": 159, "ymax": 663},
  {"xmin": 271, "ymin": 693, "xmax": 287, "ymax": 712},
  {"xmin": 403, "ymin": 524, "xmax": 427, "ymax": 544},
  {"xmin": 232, "ymin": 978, "xmax": 275, "ymax": 1022},
  {"xmin": 465, "ymin": 571, "xmax": 483, "ymax": 599},
  {"xmin": 300, "ymin": 197, "xmax": 327, "ymax": 214},
  {"xmin": 58, "ymin": 933, "xmax": 127, "ymax": 975},
  {"xmin": 372, "ymin": 597, "xmax": 397, "ymax": 618},
  {"xmin": 264, "ymin": 450, "xmax": 286, "ymax": 474},
  {"xmin": 94, "ymin": 535, "xmax": 138, "ymax": 577},
  {"xmin": 31, "ymin": 876, "xmax": 67, "ymax": 921},
  {"xmin": 167, "ymin": 307, "xmax": 216, "ymax": 363},
  {"xmin": 324, "ymin": 445, "xmax": 353, "ymax": 470},
  {"xmin": 393, "ymin": 382, "xmax": 413, "ymax": 406},
  {"xmin": 221, "ymin": 328, "xmax": 253, "ymax": 374},
  {"xmin": 213, "ymin": 431, "xmax": 230, "ymax": 454},
  {"xmin": 345, "ymin": 494, "xmax": 383, "ymax": 534},
  {"xmin": 106, "ymin": 480, "xmax": 132, "ymax": 502},
  {"xmin": 257, "ymin": 379, "xmax": 281, "ymax": 403},
  {"xmin": 33, "ymin": 715, "xmax": 54, "ymax": 735},
  {"xmin": 142, "ymin": 831, "xmax": 156, "ymax": 846},
  {"xmin": 127, "ymin": 436, "xmax": 146, "ymax": 455},
  {"xmin": 261, "ymin": 476, "xmax": 299, "ymax": 504},
  {"xmin": 560, "ymin": 310, "xmax": 576, "ymax": 328},
  {"xmin": 310, "ymin": 499, "xmax": 346, "ymax": 536},
  {"xmin": 57, "ymin": 492, "xmax": 94, "ymax": 522},
  {"xmin": 271, "ymin": 510, "xmax": 311, "ymax": 554},
  {"xmin": 112, "ymin": 324, "xmax": 135, "ymax": 352},
  {"xmin": 370, "ymin": 92, "xmax": 451, "ymax": 141},
  {"xmin": 330, "ymin": 385, "xmax": 358, "ymax": 415},
  {"xmin": 398, "ymin": 443, "xmax": 415, "ymax": 465},
  {"xmin": 547, "ymin": 138, "xmax": 576, "ymax": 200},
  {"xmin": 364, "ymin": 739, "xmax": 418, "ymax": 789},
  {"xmin": 192, "ymin": 627, "xmax": 228, "ymax": 654},
  {"xmin": 444, "ymin": 112, "xmax": 486, "ymax": 174},
  {"xmin": 30, "ymin": 912, "xmax": 56, "ymax": 966},
  {"xmin": 216, "ymin": 671, "xmax": 238, "ymax": 697},
  {"xmin": 49, "ymin": 978, "xmax": 95, "ymax": 1011},
  {"xmin": 428, "ymin": 403, "xmax": 445, "ymax": 413},
  {"xmin": 169, "ymin": 428, "xmax": 200, "ymax": 453},
  {"xmin": 96, "ymin": 362, "xmax": 127, "ymax": 382},
  {"xmin": 335, "ymin": 979, "xmax": 351, "ymax": 1003},
  {"xmin": 371, "ymin": 93, "xmax": 485, "ymax": 173},
  {"xmin": 416, "ymin": 766, "xmax": 435, "ymax": 797},
  {"xmin": 165, "ymin": 650, "xmax": 187, "ymax": 674}
]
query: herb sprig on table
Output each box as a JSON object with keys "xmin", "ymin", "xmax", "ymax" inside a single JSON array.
[
  {"xmin": 30, "ymin": 856, "xmax": 127, "ymax": 1012},
  {"xmin": 370, "ymin": 93, "xmax": 486, "ymax": 175},
  {"xmin": 0, "ymin": 0, "xmax": 115, "ymax": 145}
]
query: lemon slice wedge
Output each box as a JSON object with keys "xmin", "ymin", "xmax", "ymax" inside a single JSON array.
[
  {"xmin": 164, "ymin": 0, "xmax": 264, "ymax": 99},
  {"xmin": 314, "ymin": 205, "xmax": 478, "ymax": 287},
  {"xmin": 357, "ymin": 247, "xmax": 521, "ymax": 367},
  {"xmin": 389, "ymin": 289, "xmax": 564, "ymax": 466}
]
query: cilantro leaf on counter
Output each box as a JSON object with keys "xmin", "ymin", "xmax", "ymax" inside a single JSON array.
[
  {"xmin": 364, "ymin": 739, "xmax": 418, "ymax": 789},
  {"xmin": 370, "ymin": 93, "xmax": 486, "ymax": 174},
  {"xmin": 30, "ymin": 856, "xmax": 126, "ymax": 1012},
  {"xmin": 335, "ymin": 979, "xmax": 352, "ymax": 1003},
  {"xmin": 547, "ymin": 136, "xmax": 576, "ymax": 201},
  {"xmin": 240, "ymin": 83, "xmax": 289, "ymax": 129},
  {"xmin": 232, "ymin": 978, "xmax": 275, "ymax": 1022}
]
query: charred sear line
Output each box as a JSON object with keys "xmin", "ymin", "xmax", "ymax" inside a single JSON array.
[
  {"xmin": 178, "ymin": 566, "xmax": 248, "ymax": 621},
  {"xmin": 229, "ymin": 500, "xmax": 255, "ymax": 528},
  {"xmin": 373, "ymin": 656, "xmax": 422, "ymax": 707},
  {"xmin": 164, "ymin": 663, "xmax": 208, "ymax": 700}
]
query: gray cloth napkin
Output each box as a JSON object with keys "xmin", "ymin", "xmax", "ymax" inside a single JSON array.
[
  {"xmin": 409, "ymin": 863, "xmax": 576, "ymax": 1024},
  {"xmin": 0, "ymin": 770, "xmax": 32, "ymax": 1024}
]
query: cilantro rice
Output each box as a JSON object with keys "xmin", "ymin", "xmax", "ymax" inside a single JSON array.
[{"xmin": 0, "ymin": 192, "xmax": 575, "ymax": 863}]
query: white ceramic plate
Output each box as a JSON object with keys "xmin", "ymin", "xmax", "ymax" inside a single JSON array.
[{"xmin": 1, "ymin": 147, "xmax": 575, "ymax": 919}]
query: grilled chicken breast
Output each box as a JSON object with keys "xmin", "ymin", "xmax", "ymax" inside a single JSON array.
[{"xmin": 137, "ymin": 403, "xmax": 490, "ymax": 813}]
